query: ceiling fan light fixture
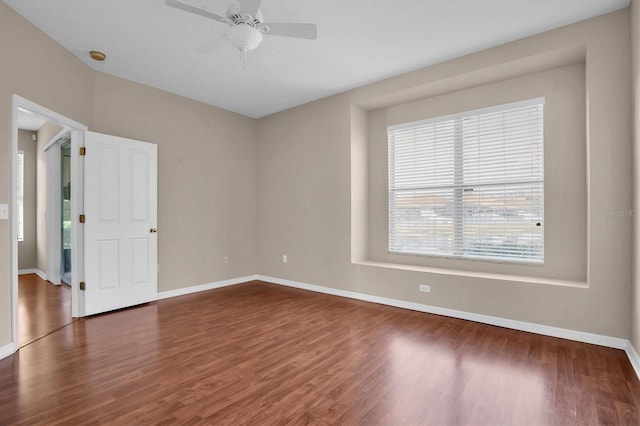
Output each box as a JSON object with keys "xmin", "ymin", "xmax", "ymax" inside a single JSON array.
[{"xmin": 226, "ymin": 24, "xmax": 263, "ymax": 53}]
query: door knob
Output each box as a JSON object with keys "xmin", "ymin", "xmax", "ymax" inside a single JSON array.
[{"xmin": 150, "ymin": 227, "xmax": 158, "ymax": 233}]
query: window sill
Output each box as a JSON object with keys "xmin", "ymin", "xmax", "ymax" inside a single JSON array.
[
  {"xmin": 353, "ymin": 260, "xmax": 588, "ymax": 288},
  {"xmin": 389, "ymin": 250, "xmax": 544, "ymax": 267}
]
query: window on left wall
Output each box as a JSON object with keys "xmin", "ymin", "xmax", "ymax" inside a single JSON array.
[{"xmin": 17, "ymin": 150, "xmax": 24, "ymax": 242}]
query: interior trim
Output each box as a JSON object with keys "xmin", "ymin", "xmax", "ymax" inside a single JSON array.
[
  {"xmin": 625, "ymin": 342, "xmax": 640, "ymax": 381},
  {"xmin": 156, "ymin": 275, "xmax": 259, "ymax": 300},
  {"xmin": 7, "ymin": 273, "xmax": 638, "ymax": 382},
  {"xmin": 354, "ymin": 260, "xmax": 587, "ymax": 288},
  {"xmin": 0, "ymin": 343, "xmax": 15, "ymax": 362},
  {"xmin": 17, "ymin": 268, "xmax": 47, "ymax": 281},
  {"xmin": 257, "ymin": 275, "xmax": 623, "ymax": 347}
]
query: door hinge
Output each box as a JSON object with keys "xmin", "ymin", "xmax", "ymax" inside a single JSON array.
[
  {"xmin": 79, "ymin": 282, "xmax": 86, "ymax": 291},
  {"xmin": 79, "ymin": 214, "xmax": 86, "ymax": 223},
  {"xmin": 79, "ymin": 147, "xmax": 86, "ymax": 156}
]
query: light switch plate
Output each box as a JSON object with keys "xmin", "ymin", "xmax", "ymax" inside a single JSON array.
[{"xmin": 0, "ymin": 204, "xmax": 8, "ymax": 220}]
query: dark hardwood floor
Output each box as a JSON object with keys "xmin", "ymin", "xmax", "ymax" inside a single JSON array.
[
  {"xmin": 18, "ymin": 273, "xmax": 72, "ymax": 347},
  {"xmin": 1, "ymin": 280, "xmax": 639, "ymax": 425}
]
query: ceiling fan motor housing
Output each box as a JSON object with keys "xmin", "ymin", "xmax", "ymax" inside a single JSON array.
[
  {"xmin": 227, "ymin": 1, "xmax": 263, "ymax": 25},
  {"xmin": 227, "ymin": 24, "xmax": 263, "ymax": 52},
  {"xmin": 164, "ymin": 0, "xmax": 317, "ymax": 57}
]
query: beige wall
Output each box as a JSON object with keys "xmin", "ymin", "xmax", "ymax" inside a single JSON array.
[
  {"xmin": 631, "ymin": 0, "xmax": 640, "ymax": 353},
  {"xmin": 17, "ymin": 130, "xmax": 37, "ymax": 270},
  {"xmin": 92, "ymin": 73, "xmax": 258, "ymax": 292},
  {"xmin": 257, "ymin": 10, "xmax": 632, "ymax": 338},
  {"xmin": 0, "ymin": 1, "xmax": 635, "ymax": 350},
  {"xmin": 367, "ymin": 63, "xmax": 587, "ymax": 282},
  {"xmin": 258, "ymin": 93, "xmax": 352, "ymax": 283},
  {"xmin": 0, "ymin": 2, "xmax": 257, "ymax": 349},
  {"xmin": 0, "ymin": 2, "xmax": 94, "ymax": 347}
]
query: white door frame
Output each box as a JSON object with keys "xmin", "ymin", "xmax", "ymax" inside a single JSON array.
[{"xmin": 10, "ymin": 95, "xmax": 87, "ymax": 352}]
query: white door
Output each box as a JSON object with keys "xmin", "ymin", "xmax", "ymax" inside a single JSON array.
[{"xmin": 84, "ymin": 131, "xmax": 158, "ymax": 316}]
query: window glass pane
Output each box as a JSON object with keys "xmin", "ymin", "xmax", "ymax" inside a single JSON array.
[
  {"xmin": 461, "ymin": 106, "xmax": 543, "ymax": 185},
  {"xmin": 389, "ymin": 189, "xmax": 454, "ymax": 255},
  {"xmin": 388, "ymin": 99, "xmax": 544, "ymax": 263},
  {"xmin": 390, "ymin": 120, "xmax": 455, "ymax": 189},
  {"xmin": 461, "ymin": 183, "xmax": 543, "ymax": 260}
]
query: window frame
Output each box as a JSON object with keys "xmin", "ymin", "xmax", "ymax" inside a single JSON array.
[{"xmin": 387, "ymin": 97, "xmax": 545, "ymax": 265}]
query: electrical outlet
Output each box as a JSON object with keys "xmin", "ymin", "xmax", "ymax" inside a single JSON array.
[
  {"xmin": 0, "ymin": 204, "xmax": 7, "ymax": 220},
  {"xmin": 224, "ymin": 256, "xmax": 229, "ymax": 264},
  {"xmin": 283, "ymin": 254, "xmax": 288, "ymax": 264},
  {"xmin": 419, "ymin": 284, "xmax": 430, "ymax": 293}
]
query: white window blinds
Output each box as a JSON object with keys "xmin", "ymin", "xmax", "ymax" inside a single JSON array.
[
  {"xmin": 17, "ymin": 151, "xmax": 24, "ymax": 242},
  {"xmin": 388, "ymin": 98, "xmax": 544, "ymax": 263}
]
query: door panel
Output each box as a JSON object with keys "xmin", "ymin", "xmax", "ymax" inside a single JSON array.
[
  {"xmin": 98, "ymin": 145, "xmax": 119, "ymax": 222},
  {"xmin": 98, "ymin": 239, "xmax": 119, "ymax": 289},
  {"xmin": 131, "ymin": 150, "xmax": 150, "ymax": 222},
  {"xmin": 131, "ymin": 238, "xmax": 150, "ymax": 285},
  {"xmin": 84, "ymin": 131, "xmax": 158, "ymax": 316}
]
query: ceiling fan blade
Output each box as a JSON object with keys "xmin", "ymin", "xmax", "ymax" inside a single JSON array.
[
  {"xmin": 165, "ymin": 0, "xmax": 229, "ymax": 25},
  {"xmin": 263, "ymin": 23, "xmax": 317, "ymax": 40},
  {"xmin": 240, "ymin": 0, "xmax": 262, "ymax": 18}
]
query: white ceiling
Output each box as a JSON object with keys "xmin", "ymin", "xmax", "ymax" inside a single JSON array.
[
  {"xmin": 17, "ymin": 110, "xmax": 48, "ymax": 131},
  {"xmin": 4, "ymin": 0, "xmax": 629, "ymax": 118}
]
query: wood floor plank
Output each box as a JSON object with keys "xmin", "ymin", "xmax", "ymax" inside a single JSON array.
[
  {"xmin": 1, "ymin": 280, "xmax": 639, "ymax": 425},
  {"xmin": 17, "ymin": 273, "xmax": 72, "ymax": 347}
]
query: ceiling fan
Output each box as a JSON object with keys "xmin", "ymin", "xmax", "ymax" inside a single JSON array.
[{"xmin": 165, "ymin": 0, "xmax": 317, "ymax": 60}]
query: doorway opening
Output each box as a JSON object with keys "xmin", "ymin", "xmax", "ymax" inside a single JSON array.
[
  {"xmin": 15, "ymin": 113, "xmax": 72, "ymax": 347},
  {"xmin": 10, "ymin": 95, "xmax": 87, "ymax": 351}
]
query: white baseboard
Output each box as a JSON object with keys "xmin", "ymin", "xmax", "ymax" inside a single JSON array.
[
  {"xmin": 157, "ymin": 275, "xmax": 258, "ymax": 300},
  {"xmin": 625, "ymin": 342, "xmax": 640, "ymax": 380},
  {"xmin": 256, "ymin": 275, "xmax": 630, "ymax": 350},
  {"xmin": 0, "ymin": 342, "xmax": 15, "ymax": 361},
  {"xmin": 18, "ymin": 268, "xmax": 47, "ymax": 280},
  {"xmin": 152, "ymin": 273, "xmax": 639, "ymax": 381}
]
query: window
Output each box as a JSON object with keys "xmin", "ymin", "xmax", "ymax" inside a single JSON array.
[
  {"xmin": 17, "ymin": 150, "xmax": 24, "ymax": 242},
  {"xmin": 388, "ymin": 98, "xmax": 544, "ymax": 263}
]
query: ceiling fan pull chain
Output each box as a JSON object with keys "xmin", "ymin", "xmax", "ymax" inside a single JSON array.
[{"xmin": 240, "ymin": 50, "xmax": 245, "ymax": 70}]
